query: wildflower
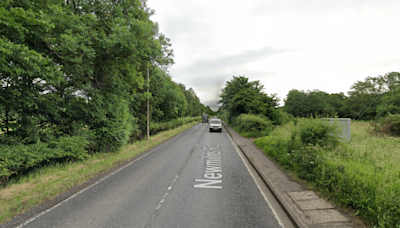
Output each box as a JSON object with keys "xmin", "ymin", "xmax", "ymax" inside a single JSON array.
[
  {"xmin": 310, "ymin": 162, "xmax": 314, "ymax": 164},
  {"xmin": 287, "ymin": 153, "xmax": 291, "ymax": 156}
]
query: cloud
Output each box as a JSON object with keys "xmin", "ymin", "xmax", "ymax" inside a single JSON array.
[
  {"xmin": 148, "ymin": 0, "xmax": 400, "ymax": 108},
  {"xmin": 173, "ymin": 46, "xmax": 295, "ymax": 76},
  {"xmin": 151, "ymin": 1, "xmax": 218, "ymax": 51},
  {"xmin": 199, "ymin": 98, "xmax": 220, "ymax": 111},
  {"xmin": 250, "ymin": 0, "xmax": 400, "ymax": 17},
  {"xmin": 172, "ymin": 69, "xmax": 280, "ymax": 111},
  {"xmin": 172, "ymin": 68, "xmax": 279, "ymax": 102}
]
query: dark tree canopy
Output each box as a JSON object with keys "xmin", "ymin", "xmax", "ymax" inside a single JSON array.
[
  {"xmin": 219, "ymin": 75, "xmax": 278, "ymax": 121},
  {"xmin": 283, "ymin": 71, "xmax": 400, "ymax": 120},
  {"xmin": 0, "ymin": 0, "xmax": 204, "ymax": 151}
]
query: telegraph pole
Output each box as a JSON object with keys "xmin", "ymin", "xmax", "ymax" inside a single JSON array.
[{"xmin": 147, "ymin": 67, "xmax": 149, "ymax": 141}]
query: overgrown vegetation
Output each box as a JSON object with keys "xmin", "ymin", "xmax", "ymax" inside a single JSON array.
[
  {"xmin": 0, "ymin": 119, "xmax": 199, "ymax": 224},
  {"xmin": 218, "ymin": 75, "xmax": 292, "ymax": 137},
  {"xmin": 254, "ymin": 118, "xmax": 400, "ymax": 227},
  {"xmin": 370, "ymin": 113, "xmax": 400, "ymax": 137},
  {"xmin": 229, "ymin": 114, "xmax": 275, "ymax": 138},
  {"xmin": 0, "ymin": 116, "xmax": 200, "ymax": 186},
  {"xmin": 0, "ymin": 0, "xmax": 213, "ymax": 186}
]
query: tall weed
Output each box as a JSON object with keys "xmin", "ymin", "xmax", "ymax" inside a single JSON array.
[{"xmin": 255, "ymin": 119, "xmax": 400, "ymax": 227}]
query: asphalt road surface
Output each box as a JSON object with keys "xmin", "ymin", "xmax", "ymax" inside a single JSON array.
[{"xmin": 18, "ymin": 123, "xmax": 294, "ymax": 228}]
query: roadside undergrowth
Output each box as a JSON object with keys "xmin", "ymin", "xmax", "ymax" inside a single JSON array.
[
  {"xmin": 254, "ymin": 119, "xmax": 400, "ymax": 228},
  {"xmin": 0, "ymin": 121, "xmax": 199, "ymax": 225}
]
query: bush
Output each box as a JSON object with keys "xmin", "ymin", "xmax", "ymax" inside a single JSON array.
[
  {"xmin": 255, "ymin": 119, "xmax": 400, "ymax": 227},
  {"xmin": 254, "ymin": 117, "xmax": 341, "ymax": 181},
  {"xmin": 298, "ymin": 117, "xmax": 341, "ymax": 147},
  {"xmin": 0, "ymin": 136, "xmax": 90, "ymax": 185},
  {"xmin": 371, "ymin": 113, "xmax": 400, "ymax": 137},
  {"xmin": 255, "ymin": 132, "xmax": 322, "ymax": 181},
  {"xmin": 233, "ymin": 114, "xmax": 275, "ymax": 138},
  {"xmin": 269, "ymin": 108, "xmax": 294, "ymax": 125}
]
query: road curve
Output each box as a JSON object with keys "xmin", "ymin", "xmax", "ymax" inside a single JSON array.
[{"xmin": 17, "ymin": 123, "xmax": 292, "ymax": 228}]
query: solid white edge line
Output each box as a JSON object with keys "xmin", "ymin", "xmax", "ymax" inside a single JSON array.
[
  {"xmin": 225, "ymin": 129, "xmax": 285, "ymax": 228},
  {"xmin": 16, "ymin": 127, "xmax": 192, "ymax": 228}
]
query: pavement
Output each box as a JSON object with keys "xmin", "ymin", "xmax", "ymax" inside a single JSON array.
[{"xmin": 222, "ymin": 122, "xmax": 355, "ymax": 228}]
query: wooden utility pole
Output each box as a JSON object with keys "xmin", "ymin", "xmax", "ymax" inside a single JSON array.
[{"xmin": 147, "ymin": 67, "xmax": 149, "ymax": 141}]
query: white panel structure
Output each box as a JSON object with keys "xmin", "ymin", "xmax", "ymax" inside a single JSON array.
[{"xmin": 323, "ymin": 118, "xmax": 351, "ymax": 141}]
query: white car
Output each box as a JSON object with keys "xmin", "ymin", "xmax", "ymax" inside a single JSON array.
[{"xmin": 209, "ymin": 119, "xmax": 222, "ymax": 132}]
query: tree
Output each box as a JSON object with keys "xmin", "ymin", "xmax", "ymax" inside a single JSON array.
[
  {"xmin": 284, "ymin": 90, "xmax": 335, "ymax": 117},
  {"xmin": 376, "ymin": 87, "xmax": 400, "ymax": 117},
  {"xmin": 343, "ymin": 73, "xmax": 393, "ymax": 120},
  {"xmin": 326, "ymin": 93, "xmax": 346, "ymax": 117},
  {"xmin": 0, "ymin": 0, "xmax": 174, "ymax": 151},
  {"xmin": 219, "ymin": 75, "xmax": 278, "ymax": 122},
  {"xmin": 283, "ymin": 90, "xmax": 309, "ymax": 117}
]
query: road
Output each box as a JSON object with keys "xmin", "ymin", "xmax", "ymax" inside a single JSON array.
[{"xmin": 18, "ymin": 123, "xmax": 294, "ymax": 228}]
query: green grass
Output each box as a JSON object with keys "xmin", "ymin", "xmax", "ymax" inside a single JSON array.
[
  {"xmin": 0, "ymin": 120, "xmax": 199, "ymax": 225},
  {"xmin": 321, "ymin": 122, "xmax": 400, "ymax": 227},
  {"xmin": 254, "ymin": 119, "xmax": 400, "ymax": 228}
]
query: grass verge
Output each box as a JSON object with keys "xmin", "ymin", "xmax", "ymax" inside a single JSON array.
[
  {"xmin": 0, "ymin": 120, "xmax": 199, "ymax": 225},
  {"xmin": 253, "ymin": 119, "xmax": 400, "ymax": 228}
]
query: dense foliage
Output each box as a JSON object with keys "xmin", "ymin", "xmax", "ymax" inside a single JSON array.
[
  {"xmin": 255, "ymin": 119, "xmax": 400, "ymax": 227},
  {"xmin": 284, "ymin": 90, "xmax": 345, "ymax": 117},
  {"xmin": 219, "ymin": 76, "xmax": 279, "ymax": 120},
  {"xmin": 218, "ymin": 75, "xmax": 291, "ymax": 137},
  {"xmin": 0, "ymin": 136, "xmax": 90, "ymax": 185},
  {"xmin": 370, "ymin": 113, "xmax": 400, "ymax": 137},
  {"xmin": 283, "ymin": 72, "xmax": 400, "ymax": 121},
  {"xmin": 0, "ymin": 0, "xmax": 205, "ymax": 184},
  {"xmin": 229, "ymin": 114, "xmax": 275, "ymax": 138}
]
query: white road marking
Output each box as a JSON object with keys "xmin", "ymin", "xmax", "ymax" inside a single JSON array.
[
  {"xmin": 225, "ymin": 129, "xmax": 285, "ymax": 228},
  {"xmin": 156, "ymin": 175, "xmax": 178, "ymax": 210},
  {"xmin": 193, "ymin": 179, "xmax": 222, "ymax": 189},
  {"xmin": 16, "ymin": 131, "xmax": 188, "ymax": 228},
  {"xmin": 193, "ymin": 145, "xmax": 223, "ymax": 189}
]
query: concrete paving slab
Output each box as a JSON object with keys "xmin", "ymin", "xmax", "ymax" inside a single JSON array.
[
  {"xmin": 288, "ymin": 191, "xmax": 319, "ymax": 201},
  {"xmin": 309, "ymin": 222, "xmax": 354, "ymax": 228},
  {"xmin": 294, "ymin": 198, "xmax": 334, "ymax": 211},
  {"xmin": 305, "ymin": 209, "xmax": 350, "ymax": 223}
]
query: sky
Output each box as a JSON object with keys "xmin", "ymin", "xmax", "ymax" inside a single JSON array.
[{"xmin": 146, "ymin": 0, "xmax": 400, "ymax": 110}]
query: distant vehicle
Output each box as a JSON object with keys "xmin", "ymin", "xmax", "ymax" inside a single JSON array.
[
  {"xmin": 209, "ymin": 119, "xmax": 222, "ymax": 132},
  {"xmin": 202, "ymin": 114, "xmax": 208, "ymax": 123}
]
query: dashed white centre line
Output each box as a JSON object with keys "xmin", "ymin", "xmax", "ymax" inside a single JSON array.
[
  {"xmin": 156, "ymin": 175, "xmax": 178, "ymax": 210},
  {"xmin": 16, "ymin": 132, "xmax": 184, "ymax": 228}
]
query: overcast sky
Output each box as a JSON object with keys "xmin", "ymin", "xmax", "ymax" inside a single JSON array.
[{"xmin": 147, "ymin": 0, "xmax": 400, "ymax": 110}]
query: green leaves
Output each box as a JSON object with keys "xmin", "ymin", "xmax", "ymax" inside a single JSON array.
[
  {"xmin": 0, "ymin": 136, "xmax": 90, "ymax": 185},
  {"xmin": 0, "ymin": 0, "xmax": 176, "ymax": 144},
  {"xmin": 219, "ymin": 75, "xmax": 278, "ymax": 122},
  {"xmin": 284, "ymin": 89, "xmax": 335, "ymax": 117}
]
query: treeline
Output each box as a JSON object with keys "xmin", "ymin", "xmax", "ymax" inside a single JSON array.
[
  {"xmin": 0, "ymin": 0, "xmax": 212, "ymax": 183},
  {"xmin": 284, "ymin": 71, "xmax": 400, "ymax": 120},
  {"xmin": 218, "ymin": 76, "xmax": 292, "ymax": 137},
  {"xmin": 218, "ymin": 71, "xmax": 400, "ymax": 136}
]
